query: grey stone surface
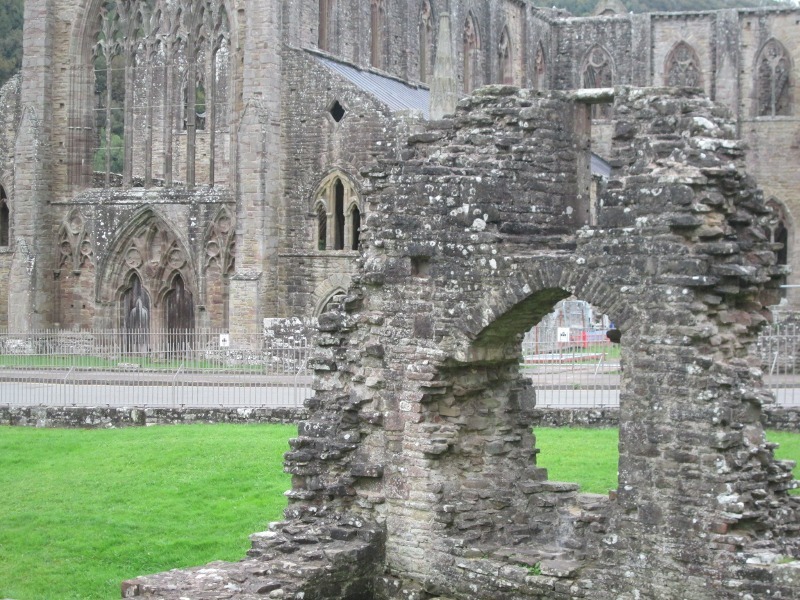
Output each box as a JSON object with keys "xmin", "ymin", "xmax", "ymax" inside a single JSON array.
[{"xmin": 123, "ymin": 87, "xmax": 799, "ymax": 599}]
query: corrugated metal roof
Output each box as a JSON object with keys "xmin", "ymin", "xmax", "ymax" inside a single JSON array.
[
  {"xmin": 315, "ymin": 55, "xmax": 430, "ymax": 119},
  {"xmin": 591, "ymin": 152, "xmax": 611, "ymax": 178}
]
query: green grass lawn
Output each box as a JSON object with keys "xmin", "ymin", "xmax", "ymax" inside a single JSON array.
[
  {"xmin": 0, "ymin": 425, "xmax": 797, "ymax": 600},
  {"xmin": 0, "ymin": 425, "xmax": 295, "ymax": 600},
  {"xmin": 535, "ymin": 427, "xmax": 800, "ymax": 496}
]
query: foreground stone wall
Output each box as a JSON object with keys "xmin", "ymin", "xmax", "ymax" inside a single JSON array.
[
  {"xmin": 0, "ymin": 406, "xmax": 306, "ymax": 428},
  {"xmin": 123, "ymin": 87, "xmax": 799, "ymax": 599}
]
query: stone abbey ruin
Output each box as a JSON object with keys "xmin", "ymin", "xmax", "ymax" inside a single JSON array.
[{"xmin": 3, "ymin": 0, "xmax": 800, "ymax": 598}]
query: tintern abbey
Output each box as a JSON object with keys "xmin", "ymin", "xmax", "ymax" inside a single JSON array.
[{"xmin": 0, "ymin": 0, "xmax": 798, "ymax": 333}]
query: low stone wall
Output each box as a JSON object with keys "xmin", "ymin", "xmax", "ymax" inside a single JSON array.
[
  {"xmin": 0, "ymin": 405, "xmax": 307, "ymax": 428},
  {"xmin": 531, "ymin": 406, "xmax": 800, "ymax": 432}
]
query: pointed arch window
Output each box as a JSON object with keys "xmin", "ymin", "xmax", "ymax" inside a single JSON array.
[
  {"xmin": 766, "ymin": 198, "xmax": 790, "ymax": 296},
  {"xmin": 71, "ymin": 0, "xmax": 233, "ymax": 190},
  {"xmin": 463, "ymin": 12, "xmax": 481, "ymax": 94},
  {"xmin": 314, "ymin": 174, "xmax": 362, "ymax": 252},
  {"xmin": 121, "ymin": 272, "xmax": 150, "ymax": 353},
  {"xmin": 419, "ymin": 0, "xmax": 433, "ymax": 83},
  {"xmin": 756, "ymin": 39, "xmax": 792, "ymax": 117},
  {"xmin": 498, "ymin": 26, "xmax": 513, "ymax": 85},
  {"xmin": 371, "ymin": 0, "xmax": 386, "ymax": 69},
  {"xmin": 582, "ymin": 45, "xmax": 614, "ymax": 119},
  {"xmin": 665, "ymin": 41, "xmax": 702, "ymax": 88},
  {"xmin": 0, "ymin": 186, "xmax": 8, "ymax": 247}
]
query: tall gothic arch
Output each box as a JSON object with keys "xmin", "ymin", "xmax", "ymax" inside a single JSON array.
[
  {"xmin": 582, "ymin": 45, "xmax": 614, "ymax": 118},
  {"xmin": 755, "ymin": 38, "xmax": 792, "ymax": 117},
  {"xmin": 498, "ymin": 25, "xmax": 513, "ymax": 85},
  {"xmin": 665, "ymin": 41, "xmax": 702, "ymax": 88},
  {"xmin": 68, "ymin": 0, "xmax": 234, "ymax": 190}
]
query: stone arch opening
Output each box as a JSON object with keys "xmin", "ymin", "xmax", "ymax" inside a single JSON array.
[
  {"xmin": 382, "ymin": 264, "xmax": 638, "ymax": 590},
  {"xmin": 462, "ymin": 11, "xmax": 481, "ymax": 93}
]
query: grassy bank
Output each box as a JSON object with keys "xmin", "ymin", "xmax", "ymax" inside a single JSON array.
[{"xmin": 0, "ymin": 424, "xmax": 797, "ymax": 599}]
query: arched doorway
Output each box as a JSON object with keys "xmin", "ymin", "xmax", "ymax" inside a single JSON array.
[
  {"xmin": 165, "ymin": 273, "xmax": 195, "ymax": 356},
  {"xmin": 121, "ymin": 272, "xmax": 150, "ymax": 354}
]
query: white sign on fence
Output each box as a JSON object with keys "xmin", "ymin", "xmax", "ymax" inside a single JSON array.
[
  {"xmin": 219, "ymin": 333, "xmax": 230, "ymax": 348},
  {"xmin": 557, "ymin": 327, "xmax": 571, "ymax": 343}
]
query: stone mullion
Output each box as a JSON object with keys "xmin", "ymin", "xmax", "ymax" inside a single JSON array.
[
  {"xmin": 144, "ymin": 44, "xmax": 154, "ymax": 187},
  {"xmin": 163, "ymin": 43, "xmax": 174, "ymax": 187},
  {"xmin": 209, "ymin": 42, "xmax": 217, "ymax": 187},
  {"xmin": 185, "ymin": 34, "xmax": 197, "ymax": 188},
  {"xmin": 122, "ymin": 49, "xmax": 135, "ymax": 186},
  {"xmin": 104, "ymin": 47, "xmax": 114, "ymax": 188}
]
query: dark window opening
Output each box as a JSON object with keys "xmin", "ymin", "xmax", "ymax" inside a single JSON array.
[
  {"xmin": 166, "ymin": 274, "xmax": 195, "ymax": 354},
  {"xmin": 330, "ymin": 100, "xmax": 346, "ymax": 123},
  {"xmin": 318, "ymin": 206, "xmax": 327, "ymax": 250},
  {"xmin": 412, "ymin": 256, "xmax": 430, "ymax": 278},
  {"xmin": 0, "ymin": 187, "xmax": 8, "ymax": 246},
  {"xmin": 351, "ymin": 206, "xmax": 361, "ymax": 250},
  {"xmin": 334, "ymin": 179, "xmax": 345, "ymax": 250},
  {"xmin": 122, "ymin": 273, "xmax": 150, "ymax": 353}
]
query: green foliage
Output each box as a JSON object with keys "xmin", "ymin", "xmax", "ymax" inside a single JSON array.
[
  {"xmin": 0, "ymin": 0, "xmax": 22, "ymax": 88},
  {"xmin": 92, "ymin": 129, "xmax": 125, "ymax": 175},
  {"xmin": 535, "ymin": 0, "xmax": 793, "ymax": 15},
  {"xmin": 0, "ymin": 424, "xmax": 295, "ymax": 600}
]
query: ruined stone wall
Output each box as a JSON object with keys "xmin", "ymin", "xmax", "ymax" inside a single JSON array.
[
  {"xmin": 124, "ymin": 86, "xmax": 799, "ymax": 600},
  {"xmin": 0, "ymin": 75, "xmax": 22, "ymax": 327}
]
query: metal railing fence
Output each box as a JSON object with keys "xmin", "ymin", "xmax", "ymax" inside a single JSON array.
[
  {"xmin": 2, "ymin": 323, "xmax": 800, "ymax": 411},
  {"xmin": 522, "ymin": 324, "xmax": 800, "ymax": 409},
  {"xmin": 0, "ymin": 329, "xmax": 313, "ymax": 408}
]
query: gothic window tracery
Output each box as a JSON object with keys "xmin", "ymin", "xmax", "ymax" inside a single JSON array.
[
  {"xmin": 463, "ymin": 12, "xmax": 481, "ymax": 94},
  {"xmin": 665, "ymin": 42, "xmax": 702, "ymax": 88},
  {"xmin": 72, "ymin": 0, "xmax": 233, "ymax": 189},
  {"xmin": 582, "ymin": 45, "xmax": 614, "ymax": 119},
  {"xmin": 57, "ymin": 209, "xmax": 93, "ymax": 273},
  {"xmin": 756, "ymin": 39, "xmax": 792, "ymax": 117},
  {"xmin": 314, "ymin": 174, "xmax": 361, "ymax": 251},
  {"xmin": 419, "ymin": 0, "xmax": 433, "ymax": 83}
]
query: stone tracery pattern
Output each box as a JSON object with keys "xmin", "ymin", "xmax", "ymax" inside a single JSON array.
[
  {"xmin": 757, "ymin": 38, "xmax": 792, "ymax": 117},
  {"xmin": 665, "ymin": 41, "xmax": 702, "ymax": 88},
  {"xmin": 56, "ymin": 209, "xmax": 93, "ymax": 273},
  {"xmin": 70, "ymin": 0, "xmax": 232, "ymax": 189}
]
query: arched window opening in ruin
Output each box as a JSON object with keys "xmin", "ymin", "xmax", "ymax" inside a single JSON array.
[
  {"xmin": 319, "ymin": 0, "xmax": 332, "ymax": 51},
  {"xmin": 766, "ymin": 198, "xmax": 790, "ymax": 296},
  {"xmin": 534, "ymin": 42, "xmax": 546, "ymax": 91},
  {"xmin": 463, "ymin": 12, "xmax": 481, "ymax": 94},
  {"xmin": 313, "ymin": 172, "xmax": 361, "ymax": 252},
  {"xmin": 72, "ymin": 0, "xmax": 232, "ymax": 190},
  {"xmin": 665, "ymin": 41, "xmax": 702, "ymax": 89},
  {"xmin": 334, "ymin": 179, "xmax": 346, "ymax": 250},
  {"xmin": 165, "ymin": 273, "xmax": 195, "ymax": 355},
  {"xmin": 420, "ymin": 288, "xmax": 624, "ymax": 556},
  {"xmin": 121, "ymin": 272, "xmax": 150, "ymax": 353},
  {"xmin": 317, "ymin": 288, "xmax": 346, "ymax": 316},
  {"xmin": 756, "ymin": 39, "xmax": 792, "ymax": 117},
  {"xmin": 498, "ymin": 26, "xmax": 513, "ymax": 85},
  {"xmin": 582, "ymin": 45, "xmax": 614, "ymax": 119},
  {"xmin": 419, "ymin": 0, "xmax": 433, "ymax": 83},
  {"xmin": 370, "ymin": 0, "xmax": 386, "ymax": 69},
  {"xmin": 92, "ymin": 5, "xmax": 125, "ymax": 187}
]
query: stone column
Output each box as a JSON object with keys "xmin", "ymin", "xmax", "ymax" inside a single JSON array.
[
  {"xmin": 429, "ymin": 14, "xmax": 458, "ymax": 120},
  {"xmin": 10, "ymin": 0, "xmax": 54, "ymax": 331}
]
